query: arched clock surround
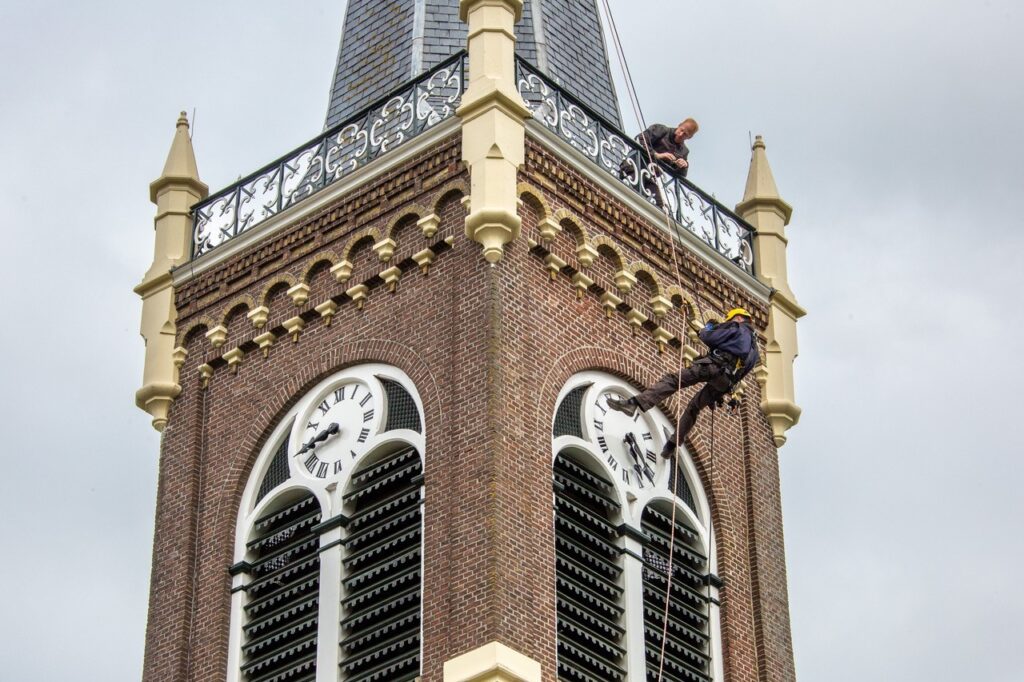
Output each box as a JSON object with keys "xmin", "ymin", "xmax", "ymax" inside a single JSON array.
[
  {"xmin": 551, "ymin": 370, "xmax": 725, "ymax": 682},
  {"xmin": 226, "ymin": 363, "xmax": 426, "ymax": 682}
]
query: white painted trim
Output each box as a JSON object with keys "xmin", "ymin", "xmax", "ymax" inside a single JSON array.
[
  {"xmin": 551, "ymin": 370, "xmax": 723, "ymax": 680},
  {"xmin": 227, "ymin": 363, "xmax": 427, "ymax": 682},
  {"xmin": 526, "ymin": 122, "xmax": 772, "ymax": 302},
  {"xmin": 173, "ymin": 117, "xmax": 461, "ymax": 286}
]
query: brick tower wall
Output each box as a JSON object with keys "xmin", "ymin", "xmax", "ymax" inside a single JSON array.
[{"xmin": 141, "ymin": 133, "xmax": 795, "ymax": 681}]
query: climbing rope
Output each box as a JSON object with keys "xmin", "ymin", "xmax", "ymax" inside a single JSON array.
[{"xmin": 596, "ymin": 1, "xmax": 719, "ymax": 679}]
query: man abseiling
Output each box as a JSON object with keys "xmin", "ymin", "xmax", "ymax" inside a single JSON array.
[{"xmin": 607, "ymin": 307, "xmax": 759, "ymax": 458}]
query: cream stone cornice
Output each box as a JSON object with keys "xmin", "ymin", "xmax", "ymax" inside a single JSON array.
[
  {"xmin": 526, "ymin": 121, "xmax": 771, "ymax": 302},
  {"xmin": 172, "ymin": 117, "xmax": 460, "ymax": 287}
]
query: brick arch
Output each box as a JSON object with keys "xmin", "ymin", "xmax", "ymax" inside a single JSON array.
[
  {"xmin": 517, "ymin": 181, "xmax": 552, "ymax": 220},
  {"xmin": 258, "ymin": 274, "xmax": 297, "ymax": 308},
  {"xmin": 552, "ymin": 208, "xmax": 590, "ymax": 245},
  {"xmin": 300, "ymin": 250, "xmax": 341, "ymax": 284},
  {"xmin": 340, "ymin": 228, "xmax": 382, "ymax": 262},
  {"xmin": 627, "ymin": 262, "xmax": 664, "ymax": 297},
  {"xmin": 429, "ymin": 180, "xmax": 468, "ymax": 215},
  {"xmin": 177, "ymin": 316, "xmax": 215, "ymax": 347},
  {"xmin": 384, "ymin": 207, "xmax": 427, "ymax": 240}
]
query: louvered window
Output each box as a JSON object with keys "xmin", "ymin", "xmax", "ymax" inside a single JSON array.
[
  {"xmin": 554, "ymin": 453, "xmax": 627, "ymax": 681},
  {"xmin": 641, "ymin": 506, "xmax": 711, "ymax": 682},
  {"xmin": 241, "ymin": 493, "xmax": 322, "ymax": 682},
  {"xmin": 339, "ymin": 448, "xmax": 423, "ymax": 682}
]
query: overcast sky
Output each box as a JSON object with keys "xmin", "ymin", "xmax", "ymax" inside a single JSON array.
[{"xmin": 1, "ymin": 0, "xmax": 1021, "ymax": 680}]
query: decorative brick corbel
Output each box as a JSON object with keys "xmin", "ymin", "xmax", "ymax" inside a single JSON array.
[
  {"xmin": 653, "ymin": 327, "xmax": 674, "ymax": 354},
  {"xmin": 330, "ymin": 260, "xmax": 354, "ymax": 284},
  {"xmin": 205, "ymin": 325, "xmax": 227, "ymax": 349},
  {"xmin": 199, "ymin": 364, "xmax": 214, "ymax": 389},
  {"xmin": 254, "ymin": 331, "xmax": 276, "ymax": 358},
  {"xmin": 413, "ymin": 248, "xmax": 435, "ymax": 275},
  {"xmin": 418, "ymin": 214, "xmax": 441, "ymax": 238},
  {"xmin": 544, "ymin": 254, "xmax": 566, "ymax": 281},
  {"xmin": 600, "ymin": 292, "xmax": 622, "ymax": 319},
  {"xmin": 380, "ymin": 266, "xmax": 402, "ymax": 292},
  {"xmin": 373, "ymin": 238, "xmax": 397, "ymax": 263},
  {"xmin": 346, "ymin": 284, "xmax": 369, "ymax": 310},
  {"xmin": 223, "ymin": 347, "xmax": 244, "ymax": 373},
  {"xmin": 287, "ymin": 283, "xmax": 310, "ymax": 307},
  {"xmin": 613, "ymin": 269, "xmax": 637, "ymax": 293},
  {"xmin": 576, "ymin": 243, "xmax": 598, "ymax": 269},
  {"xmin": 315, "ymin": 300, "xmax": 339, "ymax": 326},
  {"xmin": 649, "ymin": 295, "xmax": 673, "ymax": 319},
  {"xmin": 571, "ymin": 272, "xmax": 593, "ymax": 300},
  {"xmin": 626, "ymin": 309, "xmax": 647, "ymax": 336},
  {"xmin": 247, "ymin": 306, "xmax": 269, "ymax": 329},
  {"xmin": 283, "ymin": 316, "xmax": 305, "ymax": 342},
  {"xmin": 172, "ymin": 346, "xmax": 188, "ymax": 370},
  {"xmin": 538, "ymin": 217, "xmax": 561, "ymax": 243}
]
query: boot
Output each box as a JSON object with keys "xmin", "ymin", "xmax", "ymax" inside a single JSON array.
[
  {"xmin": 660, "ymin": 439, "xmax": 677, "ymax": 460},
  {"xmin": 606, "ymin": 396, "xmax": 637, "ymax": 417}
]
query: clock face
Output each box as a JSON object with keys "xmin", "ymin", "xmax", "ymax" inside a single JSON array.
[
  {"xmin": 590, "ymin": 389, "xmax": 661, "ymax": 491},
  {"xmin": 294, "ymin": 380, "xmax": 380, "ymax": 480}
]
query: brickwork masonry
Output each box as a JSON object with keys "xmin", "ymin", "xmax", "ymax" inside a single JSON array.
[{"xmin": 142, "ymin": 132, "xmax": 795, "ymax": 682}]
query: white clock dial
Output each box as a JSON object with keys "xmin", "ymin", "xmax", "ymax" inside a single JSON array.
[
  {"xmin": 591, "ymin": 389, "xmax": 660, "ymax": 491},
  {"xmin": 295, "ymin": 380, "xmax": 379, "ymax": 480}
]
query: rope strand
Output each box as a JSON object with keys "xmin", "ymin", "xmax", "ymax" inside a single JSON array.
[{"xmin": 597, "ymin": 1, "xmax": 718, "ymax": 679}]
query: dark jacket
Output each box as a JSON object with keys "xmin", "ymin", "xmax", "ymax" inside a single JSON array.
[
  {"xmin": 698, "ymin": 321, "xmax": 760, "ymax": 382},
  {"xmin": 637, "ymin": 124, "xmax": 689, "ymax": 178}
]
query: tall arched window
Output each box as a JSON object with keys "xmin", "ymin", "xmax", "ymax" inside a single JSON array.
[
  {"xmin": 551, "ymin": 372, "xmax": 721, "ymax": 681},
  {"xmin": 228, "ymin": 365, "xmax": 425, "ymax": 682}
]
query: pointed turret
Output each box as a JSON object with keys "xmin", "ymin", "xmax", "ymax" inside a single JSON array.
[
  {"xmin": 134, "ymin": 112, "xmax": 208, "ymax": 432},
  {"xmin": 735, "ymin": 135, "xmax": 805, "ymax": 447}
]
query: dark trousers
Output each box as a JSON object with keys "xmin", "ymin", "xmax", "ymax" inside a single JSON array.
[{"xmin": 634, "ymin": 359, "xmax": 733, "ymax": 443}]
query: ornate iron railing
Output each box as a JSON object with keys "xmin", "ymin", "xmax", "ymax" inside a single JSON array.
[
  {"xmin": 191, "ymin": 51, "xmax": 468, "ymax": 258},
  {"xmin": 516, "ymin": 58, "xmax": 756, "ymax": 275}
]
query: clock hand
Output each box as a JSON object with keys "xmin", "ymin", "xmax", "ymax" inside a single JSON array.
[
  {"xmin": 623, "ymin": 433, "xmax": 656, "ymax": 484},
  {"xmin": 297, "ymin": 423, "xmax": 341, "ymax": 455}
]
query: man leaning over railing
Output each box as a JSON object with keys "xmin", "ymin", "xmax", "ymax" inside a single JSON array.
[{"xmin": 623, "ymin": 118, "xmax": 699, "ymax": 207}]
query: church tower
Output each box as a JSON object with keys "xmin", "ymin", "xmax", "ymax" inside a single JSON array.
[{"xmin": 135, "ymin": 2, "xmax": 803, "ymax": 681}]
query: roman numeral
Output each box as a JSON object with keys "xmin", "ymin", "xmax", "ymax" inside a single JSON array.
[
  {"xmin": 646, "ymin": 449, "xmax": 657, "ymax": 463},
  {"xmin": 334, "ymin": 387, "xmax": 345, "ymax": 402},
  {"xmin": 334, "ymin": 461, "xmax": 344, "ymax": 474},
  {"xmin": 597, "ymin": 436, "xmax": 608, "ymax": 453},
  {"xmin": 306, "ymin": 420, "xmax": 319, "ymax": 431},
  {"xmin": 304, "ymin": 453, "xmax": 319, "ymax": 473},
  {"xmin": 317, "ymin": 399, "xmax": 331, "ymax": 415},
  {"xmin": 595, "ymin": 400, "xmax": 608, "ymax": 415},
  {"xmin": 643, "ymin": 432, "xmax": 653, "ymax": 441},
  {"xmin": 317, "ymin": 462, "xmax": 328, "ymax": 478},
  {"xmin": 633, "ymin": 466, "xmax": 645, "ymax": 489},
  {"xmin": 351, "ymin": 385, "xmax": 360, "ymax": 401},
  {"xmin": 357, "ymin": 428, "xmax": 370, "ymax": 443},
  {"xmin": 643, "ymin": 464, "xmax": 656, "ymax": 484},
  {"xmin": 351, "ymin": 449, "xmax": 358, "ymax": 460},
  {"xmin": 593, "ymin": 420, "xmax": 604, "ymax": 432},
  {"xmin": 363, "ymin": 409, "xmax": 374, "ymax": 423},
  {"xmin": 621, "ymin": 469, "xmax": 631, "ymax": 485},
  {"xmin": 359, "ymin": 393, "xmax": 371, "ymax": 407},
  {"xmin": 606, "ymin": 453, "xmax": 618, "ymax": 471}
]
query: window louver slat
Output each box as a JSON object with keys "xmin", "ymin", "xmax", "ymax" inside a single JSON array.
[
  {"xmin": 554, "ymin": 455, "xmax": 626, "ymax": 682},
  {"xmin": 242, "ymin": 492, "xmax": 321, "ymax": 682},
  {"xmin": 340, "ymin": 448, "xmax": 422, "ymax": 682},
  {"xmin": 641, "ymin": 507, "xmax": 712, "ymax": 682}
]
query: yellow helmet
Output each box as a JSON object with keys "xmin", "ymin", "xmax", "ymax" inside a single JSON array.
[{"xmin": 725, "ymin": 307, "xmax": 752, "ymax": 322}]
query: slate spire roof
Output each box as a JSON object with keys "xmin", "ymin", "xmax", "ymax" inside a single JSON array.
[{"xmin": 325, "ymin": 0, "xmax": 622, "ymax": 129}]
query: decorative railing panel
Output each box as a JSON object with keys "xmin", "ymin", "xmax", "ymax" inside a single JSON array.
[
  {"xmin": 516, "ymin": 58, "xmax": 756, "ymax": 275},
  {"xmin": 192, "ymin": 52, "xmax": 468, "ymax": 258}
]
